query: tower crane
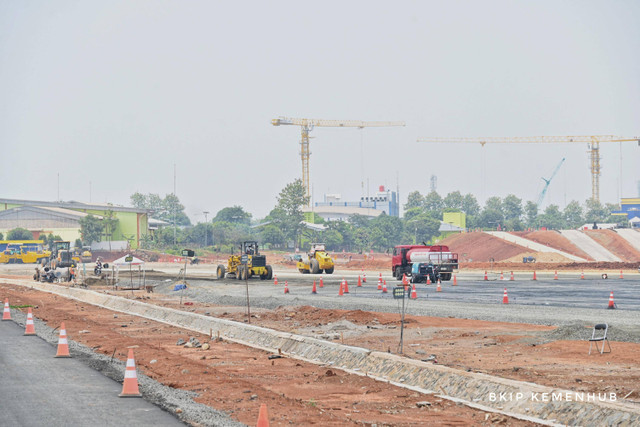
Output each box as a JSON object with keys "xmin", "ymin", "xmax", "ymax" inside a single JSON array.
[
  {"xmin": 537, "ymin": 157, "xmax": 565, "ymax": 207},
  {"xmin": 272, "ymin": 117, "xmax": 405, "ymax": 206},
  {"xmin": 417, "ymin": 135, "xmax": 639, "ymax": 202}
]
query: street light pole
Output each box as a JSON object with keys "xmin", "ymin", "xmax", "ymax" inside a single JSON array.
[{"xmin": 203, "ymin": 211, "xmax": 210, "ymax": 247}]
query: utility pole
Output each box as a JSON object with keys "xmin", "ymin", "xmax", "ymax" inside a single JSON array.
[{"xmin": 203, "ymin": 211, "xmax": 209, "ymax": 247}]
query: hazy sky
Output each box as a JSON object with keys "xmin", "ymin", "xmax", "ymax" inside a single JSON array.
[{"xmin": 2, "ymin": 1, "xmax": 639, "ymax": 222}]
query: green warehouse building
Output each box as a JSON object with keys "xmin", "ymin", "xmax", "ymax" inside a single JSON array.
[{"xmin": 0, "ymin": 198, "xmax": 150, "ymax": 249}]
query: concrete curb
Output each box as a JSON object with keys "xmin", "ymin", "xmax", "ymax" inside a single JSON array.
[{"xmin": 5, "ymin": 279, "xmax": 640, "ymax": 426}]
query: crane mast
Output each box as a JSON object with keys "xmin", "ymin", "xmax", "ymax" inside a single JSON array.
[
  {"xmin": 417, "ymin": 135, "xmax": 639, "ymax": 202},
  {"xmin": 273, "ymin": 117, "xmax": 405, "ymax": 206}
]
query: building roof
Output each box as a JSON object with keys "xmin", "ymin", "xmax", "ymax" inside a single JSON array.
[
  {"xmin": 0, "ymin": 206, "xmax": 103, "ymax": 222},
  {"xmin": 0, "ymin": 198, "xmax": 149, "ymax": 214},
  {"xmin": 304, "ymin": 205, "xmax": 384, "ymax": 218}
]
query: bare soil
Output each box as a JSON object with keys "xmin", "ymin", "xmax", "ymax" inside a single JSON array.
[
  {"xmin": 516, "ymin": 231, "xmax": 593, "ymax": 261},
  {"xmin": 441, "ymin": 232, "xmax": 528, "ymax": 262},
  {"xmin": 1, "ymin": 282, "xmax": 535, "ymax": 426},
  {"xmin": 585, "ymin": 230, "xmax": 640, "ymax": 262}
]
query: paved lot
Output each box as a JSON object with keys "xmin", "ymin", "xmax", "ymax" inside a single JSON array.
[{"xmin": 0, "ymin": 320, "xmax": 183, "ymax": 427}]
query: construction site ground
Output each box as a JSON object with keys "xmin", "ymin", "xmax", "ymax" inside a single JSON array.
[{"xmin": 2, "ymin": 259, "xmax": 640, "ymax": 426}]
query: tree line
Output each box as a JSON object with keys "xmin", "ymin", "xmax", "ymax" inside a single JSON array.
[{"xmin": 121, "ymin": 184, "xmax": 625, "ymax": 254}]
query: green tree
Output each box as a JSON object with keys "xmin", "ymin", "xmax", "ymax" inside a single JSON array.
[
  {"xmin": 323, "ymin": 229, "xmax": 344, "ymax": 250},
  {"xmin": 462, "ymin": 194, "xmax": 480, "ymax": 217},
  {"xmin": 261, "ymin": 224, "xmax": 285, "ymax": 248},
  {"xmin": 130, "ymin": 192, "xmax": 190, "ymax": 225},
  {"xmin": 583, "ymin": 199, "xmax": 608, "ymax": 224},
  {"xmin": 503, "ymin": 194, "xmax": 523, "ymax": 221},
  {"xmin": 78, "ymin": 214, "xmax": 104, "ymax": 244},
  {"xmin": 369, "ymin": 213, "xmax": 404, "ymax": 250},
  {"xmin": 538, "ymin": 205, "xmax": 564, "ymax": 229},
  {"xmin": 213, "ymin": 206, "xmax": 252, "ymax": 225},
  {"xmin": 7, "ymin": 228, "xmax": 33, "ymax": 240},
  {"xmin": 404, "ymin": 191, "xmax": 424, "ymax": 210},
  {"xmin": 348, "ymin": 214, "xmax": 370, "ymax": 229},
  {"xmin": 406, "ymin": 213, "xmax": 441, "ymax": 244},
  {"xmin": 102, "ymin": 210, "xmax": 120, "ymax": 250},
  {"xmin": 273, "ymin": 179, "xmax": 309, "ymax": 246},
  {"xmin": 443, "ymin": 191, "xmax": 463, "ymax": 210},
  {"xmin": 524, "ymin": 201, "xmax": 538, "ymax": 228},
  {"xmin": 484, "ymin": 196, "xmax": 503, "ymax": 214},
  {"xmin": 0, "ymin": 232, "xmax": 3, "ymax": 240},
  {"xmin": 423, "ymin": 191, "xmax": 443, "ymax": 217},
  {"xmin": 563, "ymin": 201, "xmax": 583, "ymax": 229}
]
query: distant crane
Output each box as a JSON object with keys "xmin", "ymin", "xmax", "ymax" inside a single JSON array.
[
  {"xmin": 272, "ymin": 117, "xmax": 405, "ymax": 206},
  {"xmin": 537, "ymin": 158, "xmax": 565, "ymax": 207},
  {"xmin": 417, "ymin": 135, "xmax": 639, "ymax": 202}
]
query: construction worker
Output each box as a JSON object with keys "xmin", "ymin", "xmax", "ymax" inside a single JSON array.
[{"xmin": 69, "ymin": 264, "xmax": 76, "ymax": 283}]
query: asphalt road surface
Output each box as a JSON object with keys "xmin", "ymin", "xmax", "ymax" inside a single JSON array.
[{"xmin": 0, "ymin": 320, "xmax": 183, "ymax": 427}]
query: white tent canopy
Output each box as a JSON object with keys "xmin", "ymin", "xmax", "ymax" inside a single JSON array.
[{"xmin": 112, "ymin": 254, "xmax": 145, "ymax": 267}]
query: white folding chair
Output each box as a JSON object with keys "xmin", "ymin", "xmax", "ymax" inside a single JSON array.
[{"xmin": 588, "ymin": 323, "xmax": 612, "ymax": 355}]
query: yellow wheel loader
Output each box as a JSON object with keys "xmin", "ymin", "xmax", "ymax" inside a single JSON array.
[
  {"xmin": 297, "ymin": 243, "xmax": 334, "ymax": 274},
  {"xmin": 216, "ymin": 241, "xmax": 273, "ymax": 280}
]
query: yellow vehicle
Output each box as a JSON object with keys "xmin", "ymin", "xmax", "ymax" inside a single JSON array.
[
  {"xmin": 0, "ymin": 241, "xmax": 50, "ymax": 264},
  {"xmin": 297, "ymin": 243, "xmax": 334, "ymax": 274},
  {"xmin": 81, "ymin": 246, "xmax": 93, "ymax": 263},
  {"xmin": 216, "ymin": 241, "xmax": 273, "ymax": 280}
]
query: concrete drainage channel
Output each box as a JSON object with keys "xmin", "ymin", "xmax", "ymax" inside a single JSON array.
[{"xmin": 8, "ymin": 279, "xmax": 640, "ymax": 426}]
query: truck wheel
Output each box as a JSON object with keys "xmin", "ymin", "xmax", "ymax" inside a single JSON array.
[
  {"xmin": 238, "ymin": 266, "xmax": 245, "ymax": 280},
  {"xmin": 261, "ymin": 265, "xmax": 273, "ymax": 280},
  {"xmin": 310, "ymin": 259, "xmax": 320, "ymax": 274},
  {"xmin": 324, "ymin": 266, "xmax": 334, "ymax": 274},
  {"xmin": 441, "ymin": 273, "xmax": 452, "ymax": 281},
  {"xmin": 395, "ymin": 268, "xmax": 403, "ymax": 281},
  {"xmin": 216, "ymin": 264, "xmax": 226, "ymax": 279}
]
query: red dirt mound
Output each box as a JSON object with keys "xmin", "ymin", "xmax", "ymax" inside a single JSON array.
[
  {"xmin": 585, "ymin": 229, "xmax": 640, "ymax": 262},
  {"xmin": 515, "ymin": 230, "xmax": 593, "ymax": 261},
  {"xmin": 440, "ymin": 231, "xmax": 528, "ymax": 262}
]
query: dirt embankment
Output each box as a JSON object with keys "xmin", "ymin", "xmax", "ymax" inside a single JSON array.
[
  {"xmin": 440, "ymin": 232, "xmax": 528, "ymax": 262},
  {"xmin": 585, "ymin": 229, "xmax": 640, "ymax": 262},
  {"xmin": 515, "ymin": 230, "xmax": 593, "ymax": 261}
]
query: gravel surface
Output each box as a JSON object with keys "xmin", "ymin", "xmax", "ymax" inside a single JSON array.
[
  {"xmin": 10, "ymin": 309, "xmax": 245, "ymax": 427},
  {"xmin": 155, "ymin": 279, "xmax": 640, "ymax": 343}
]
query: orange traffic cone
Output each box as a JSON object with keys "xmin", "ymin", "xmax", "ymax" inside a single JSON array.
[
  {"xmin": 484, "ymin": 271, "xmax": 488, "ymax": 281},
  {"xmin": 312, "ymin": 280, "xmax": 317, "ymax": 294},
  {"xmin": 554, "ymin": 271, "xmax": 558, "ymax": 280},
  {"xmin": 274, "ymin": 275, "xmax": 278, "ymax": 286},
  {"xmin": 119, "ymin": 349, "xmax": 141, "ymax": 397},
  {"xmin": 382, "ymin": 280, "xmax": 388, "ymax": 293},
  {"xmin": 256, "ymin": 403, "xmax": 270, "ymax": 427},
  {"xmin": 436, "ymin": 280, "xmax": 442, "ymax": 292},
  {"xmin": 510, "ymin": 271, "xmax": 514, "ymax": 281},
  {"xmin": 426, "ymin": 274, "xmax": 431, "ymax": 285},
  {"xmin": 581, "ymin": 271, "xmax": 585, "ymax": 280},
  {"xmin": 319, "ymin": 277, "xmax": 324, "ymax": 288},
  {"xmin": 362, "ymin": 272, "xmax": 367, "ymax": 283},
  {"xmin": 24, "ymin": 307, "xmax": 36, "ymax": 336},
  {"xmin": 2, "ymin": 298, "xmax": 11, "ymax": 321},
  {"xmin": 500, "ymin": 271, "xmax": 504, "ymax": 281},
  {"xmin": 357, "ymin": 275, "xmax": 362, "ymax": 287},
  {"xmin": 620, "ymin": 270, "xmax": 624, "ymax": 279},
  {"xmin": 402, "ymin": 274, "xmax": 408, "ymax": 286},
  {"xmin": 284, "ymin": 281, "xmax": 289, "ymax": 294},
  {"xmin": 452, "ymin": 275, "xmax": 457, "ymax": 286},
  {"xmin": 502, "ymin": 288, "xmax": 509, "ymax": 304},
  {"xmin": 532, "ymin": 271, "xmax": 537, "ymax": 281},
  {"xmin": 338, "ymin": 280, "xmax": 344, "ymax": 296},
  {"xmin": 377, "ymin": 275, "xmax": 382, "ymax": 290},
  {"xmin": 410, "ymin": 283, "xmax": 417, "ymax": 299},
  {"xmin": 343, "ymin": 279, "xmax": 349, "ymax": 293},
  {"xmin": 55, "ymin": 322, "xmax": 71, "ymax": 358},
  {"xmin": 607, "ymin": 291, "xmax": 616, "ymax": 309}
]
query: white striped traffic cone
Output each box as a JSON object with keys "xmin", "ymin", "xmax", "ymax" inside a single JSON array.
[
  {"xmin": 119, "ymin": 349, "xmax": 142, "ymax": 397},
  {"xmin": 55, "ymin": 322, "xmax": 71, "ymax": 358}
]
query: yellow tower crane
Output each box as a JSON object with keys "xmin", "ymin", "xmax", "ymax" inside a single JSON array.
[
  {"xmin": 272, "ymin": 117, "xmax": 405, "ymax": 205},
  {"xmin": 417, "ymin": 135, "xmax": 639, "ymax": 202}
]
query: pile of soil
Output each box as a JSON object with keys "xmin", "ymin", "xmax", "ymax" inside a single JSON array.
[
  {"xmin": 586, "ymin": 230, "xmax": 640, "ymax": 262},
  {"xmin": 441, "ymin": 232, "xmax": 528, "ymax": 262},
  {"xmin": 515, "ymin": 231, "xmax": 593, "ymax": 261}
]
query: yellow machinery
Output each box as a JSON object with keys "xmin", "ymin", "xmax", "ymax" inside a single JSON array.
[
  {"xmin": 297, "ymin": 243, "xmax": 334, "ymax": 274},
  {"xmin": 0, "ymin": 241, "xmax": 50, "ymax": 264},
  {"xmin": 272, "ymin": 117, "xmax": 405, "ymax": 206},
  {"xmin": 417, "ymin": 135, "xmax": 639, "ymax": 202},
  {"xmin": 217, "ymin": 241, "xmax": 273, "ymax": 280}
]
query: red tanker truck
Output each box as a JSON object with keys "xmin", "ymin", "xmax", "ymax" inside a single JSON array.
[{"xmin": 391, "ymin": 244, "xmax": 458, "ymax": 281}]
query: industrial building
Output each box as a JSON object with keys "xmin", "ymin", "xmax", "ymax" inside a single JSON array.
[
  {"xmin": 0, "ymin": 198, "xmax": 150, "ymax": 249},
  {"xmin": 612, "ymin": 198, "xmax": 640, "ymax": 227},
  {"xmin": 307, "ymin": 186, "xmax": 399, "ymax": 221}
]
